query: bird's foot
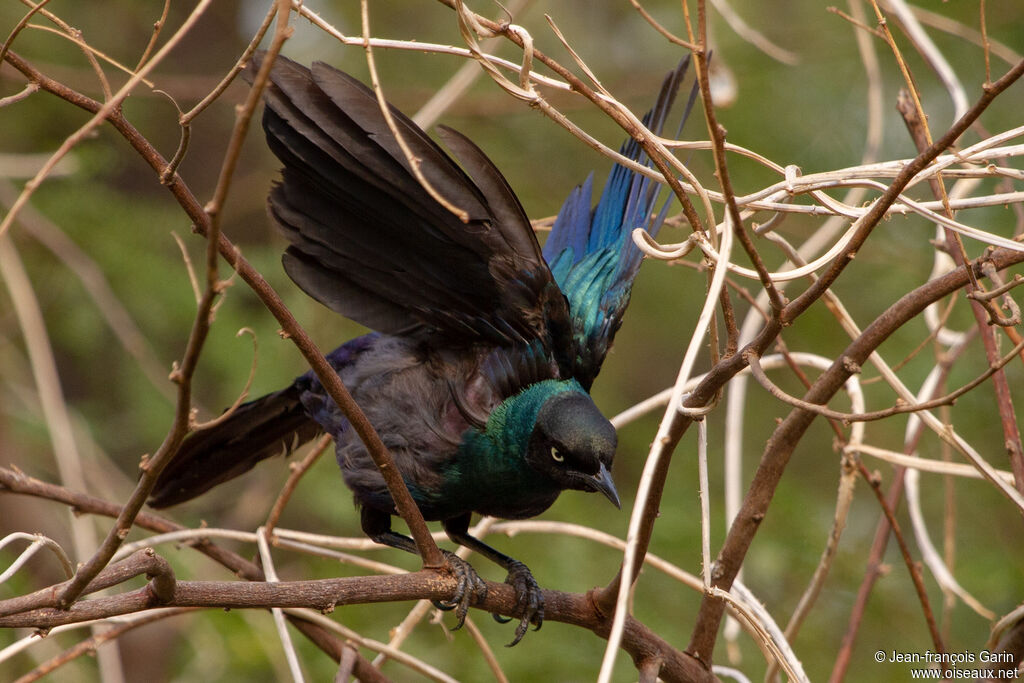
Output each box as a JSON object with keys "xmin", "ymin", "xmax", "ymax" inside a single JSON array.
[
  {"xmin": 431, "ymin": 550, "xmax": 487, "ymax": 630},
  {"xmin": 492, "ymin": 559, "xmax": 544, "ymax": 646}
]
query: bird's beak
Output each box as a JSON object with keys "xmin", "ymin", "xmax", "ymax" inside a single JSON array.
[{"xmin": 585, "ymin": 462, "xmax": 620, "ymax": 509}]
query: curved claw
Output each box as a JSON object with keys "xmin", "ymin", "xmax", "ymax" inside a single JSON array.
[
  {"xmin": 435, "ymin": 551, "xmax": 487, "ymax": 630},
  {"xmin": 504, "ymin": 560, "xmax": 544, "ymax": 647}
]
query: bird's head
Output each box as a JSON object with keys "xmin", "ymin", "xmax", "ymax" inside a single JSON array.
[{"xmin": 525, "ymin": 391, "xmax": 620, "ymax": 508}]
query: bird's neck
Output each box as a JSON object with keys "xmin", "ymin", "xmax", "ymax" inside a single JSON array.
[{"xmin": 439, "ymin": 378, "xmax": 587, "ymax": 518}]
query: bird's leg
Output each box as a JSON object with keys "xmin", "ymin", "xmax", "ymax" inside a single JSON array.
[
  {"xmin": 442, "ymin": 513, "xmax": 544, "ymax": 646},
  {"xmin": 359, "ymin": 507, "xmax": 486, "ymax": 629}
]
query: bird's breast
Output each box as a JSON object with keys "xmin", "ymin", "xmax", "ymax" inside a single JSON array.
[{"xmin": 433, "ymin": 427, "xmax": 562, "ymax": 520}]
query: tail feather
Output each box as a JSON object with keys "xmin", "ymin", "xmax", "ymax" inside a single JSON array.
[{"xmin": 149, "ymin": 385, "xmax": 321, "ymax": 508}]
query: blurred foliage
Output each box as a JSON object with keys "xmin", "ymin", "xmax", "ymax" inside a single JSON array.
[{"xmin": 2, "ymin": 0, "xmax": 1024, "ymax": 681}]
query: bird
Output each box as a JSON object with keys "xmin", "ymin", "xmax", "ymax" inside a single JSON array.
[{"xmin": 150, "ymin": 51, "xmax": 689, "ymax": 645}]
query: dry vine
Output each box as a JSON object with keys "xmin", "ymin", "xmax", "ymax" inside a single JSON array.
[{"xmin": 2, "ymin": 1, "xmax": 1023, "ymax": 681}]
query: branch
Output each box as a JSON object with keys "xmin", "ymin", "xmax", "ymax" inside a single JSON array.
[
  {"xmin": 0, "ymin": 466, "xmax": 380, "ymax": 670},
  {"xmin": 0, "ymin": 566, "xmax": 714, "ymax": 683},
  {"xmin": 856, "ymin": 461, "xmax": 947, "ymax": 666},
  {"xmin": 782, "ymin": 55, "xmax": 1024, "ymax": 323},
  {"xmin": 12, "ymin": 608, "xmax": 196, "ymax": 683},
  {"xmin": 0, "ymin": 549, "xmax": 175, "ymax": 619},
  {"xmin": 897, "ymin": 86, "xmax": 1024, "ymax": 495},
  {"xmin": 0, "ymin": 464, "xmax": 714, "ymax": 681},
  {"xmin": 686, "ymin": 244, "xmax": 1024, "ymax": 665},
  {"xmin": 743, "ymin": 336, "xmax": 1024, "ymax": 424},
  {"xmin": 0, "ymin": 466, "xmax": 261, "ymax": 580}
]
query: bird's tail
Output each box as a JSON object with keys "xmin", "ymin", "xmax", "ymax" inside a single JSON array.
[{"xmin": 149, "ymin": 384, "xmax": 321, "ymax": 508}]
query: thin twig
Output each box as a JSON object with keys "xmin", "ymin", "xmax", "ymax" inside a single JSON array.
[
  {"xmin": 265, "ymin": 434, "xmax": 333, "ymax": 537},
  {"xmin": 133, "ymin": 0, "xmax": 171, "ymax": 71},
  {"xmin": 361, "ymin": 0, "xmax": 469, "ymax": 222},
  {"xmin": 0, "ymin": 0, "xmax": 51, "ymax": 68},
  {"xmin": 743, "ymin": 336, "xmax": 1024, "ymax": 423},
  {"xmin": 161, "ymin": 3, "xmax": 278, "ymax": 183},
  {"xmin": 686, "ymin": 243, "xmax": 1024, "ymax": 666},
  {"xmin": 856, "ymin": 461, "xmax": 948, "ymax": 668},
  {"xmin": 12, "ymin": 609, "xmax": 195, "ymax": 683}
]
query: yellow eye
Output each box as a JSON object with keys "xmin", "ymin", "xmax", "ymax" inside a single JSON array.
[{"xmin": 550, "ymin": 447, "xmax": 564, "ymax": 462}]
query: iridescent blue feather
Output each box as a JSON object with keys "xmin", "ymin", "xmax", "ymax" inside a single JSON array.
[{"xmin": 542, "ymin": 59, "xmax": 690, "ymax": 389}]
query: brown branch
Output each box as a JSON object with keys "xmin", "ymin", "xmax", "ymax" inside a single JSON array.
[
  {"xmin": 625, "ymin": 0, "xmax": 699, "ymax": 50},
  {"xmin": 856, "ymin": 461, "xmax": 947, "ymax": 666},
  {"xmin": 744, "ymin": 336, "xmax": 1024, "ymax": 424},
  {"xmin": 133, "ymin": 0, "xmax": 171, "ymax": 71},
  {"xmin": 0, "ymin": 568, "xmax": 713, "ymax": 683},
  {"xmin": 0, "ymin": 0, "xmax": 52, "ymax": 68},
  {"xmin": 282, "ymin": 617, "xmax": 393, "ymax": 682},
  {"xmin": 161, "ymin": 6, "xmax": 277, "ymax": 183},
  {"xmin": 857, "ymin": 296, "xmax": 965, "ymax": 385},
  {"xmin": 782, "ymin": 55, "xmax": 1024, "ymax": 324},
  {"xmin": 13, "ymin": 608, "xmax": 196, "ymax": 683},
  {"xmin": 0, "ymin": 549, "xmax": 175, "ymax": 618},
  {"xmin": 831, "ymin": 473, "xmax": 908, "ymax": 682},
  {"xmin": 686, "ymin": 243, "xmax": 1024, "ymax": 667},
  {"xmin": 0, "ymin": 466, "xmax": 263, "ymax": 580},
  {"xmin": 691, "ymin": 1, "xmax": 786, "ymax": 315},
  {"xmin": 0, "ymin": 466, "xmax": 377, "ymax": 672},
  {"xmin": 0, "ymin": 573, "xmax": 444, "ymax": 628},
  {"xmin": 897, "ymin": 89, "xmax": 1024, "ymax": 496}
]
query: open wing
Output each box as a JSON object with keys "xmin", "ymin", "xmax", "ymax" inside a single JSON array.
[
  {"xmin": 543, "ymin": 59, "xmax": 692, "ymax": 390},
  {"xmin": 254, "ymin": 54, "xmax": 572, "ymax": 373}
]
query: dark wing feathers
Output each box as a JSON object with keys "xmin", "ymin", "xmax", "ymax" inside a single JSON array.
[
  {"xmin": 260, "ymin": 62, "xmax": 497, "ymax": 328},
  {"xmin": 256, "ymin": 53, "xmax": 570, "ymax": 359},
  {"xmin": 309, "ymin": 62, "xmax": 493, "ymax": 224},
  {"xmin": 254, "ymin": 52, "xmax": 688, "ymax": 395},
  {"xmin": 543, "ymin": 58, "xmax": 691, "ymax": 389},
  {"xmin": 434, "ymin": 125, "xmax": 539, "ymax": 260}
]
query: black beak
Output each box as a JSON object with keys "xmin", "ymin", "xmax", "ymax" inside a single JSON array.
[{"xmin": 584, "ymin": 462, "xmax": 620, "ymax": 509}]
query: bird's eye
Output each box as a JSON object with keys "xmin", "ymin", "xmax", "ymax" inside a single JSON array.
[{"xmin": 550, "ymin": 446, "xmax": 564, "ymax": 462}]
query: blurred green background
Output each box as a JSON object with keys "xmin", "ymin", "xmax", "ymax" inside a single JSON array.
[{"xmin": 2, "ymin": 0, "xmax": 1023, "ymax": 680}]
